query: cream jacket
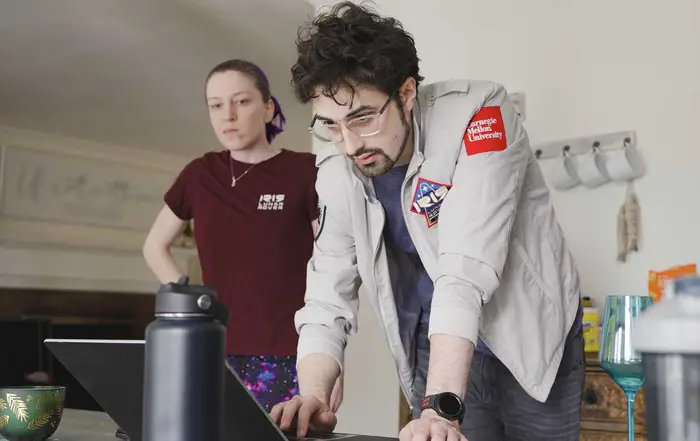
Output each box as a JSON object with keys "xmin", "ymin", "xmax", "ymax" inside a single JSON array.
[{"xmin": 295, "ymin": 79, "xmax": 581, "ymax": 407}]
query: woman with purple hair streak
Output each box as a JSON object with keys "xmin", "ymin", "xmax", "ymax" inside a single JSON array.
[{"xmin": 143, "ymin": 59, "xmax": 343, "ymax": 413}]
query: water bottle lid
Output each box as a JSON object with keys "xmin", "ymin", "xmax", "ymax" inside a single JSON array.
[{"xmin": 155, "ymin": 276, "xmax": 230, "ymax": 325}]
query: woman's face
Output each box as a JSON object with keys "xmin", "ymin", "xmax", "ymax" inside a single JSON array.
[{"xmin": 205, "ymin": 70, "xmax": 274, "ymax": 151}]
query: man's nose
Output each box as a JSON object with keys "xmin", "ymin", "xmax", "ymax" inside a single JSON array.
[{"xmin": 341, "ymin": 126, "xmax": 364, "ymax": 156}]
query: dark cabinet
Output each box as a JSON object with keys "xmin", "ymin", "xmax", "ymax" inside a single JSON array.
[{"xmin": 0, "ymin": 316, "xmax": 135, "ymax": 410}]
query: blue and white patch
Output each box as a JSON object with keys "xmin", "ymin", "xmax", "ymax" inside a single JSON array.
[{"xmin": 410, "ymin": 177, "xmax": 451, "ymax": 228}]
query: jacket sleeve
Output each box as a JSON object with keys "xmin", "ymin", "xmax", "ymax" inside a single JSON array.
[
  {"xmin": 428, "ymin": 85, "xmax": 530, "ymax": 345},
  {"xmin": 294, "ymin": 168, "xmax": 362, "ymax": 371}
]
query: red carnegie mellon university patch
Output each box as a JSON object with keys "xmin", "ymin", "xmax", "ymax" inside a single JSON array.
[{"xmin": 463, "ymin": 106, "xmax": 507, "ymax": 155}]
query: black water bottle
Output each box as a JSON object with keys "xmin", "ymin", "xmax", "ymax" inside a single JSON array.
[{"xmin": 142, "ymin": 276, "xmax": 230, "ymax": 441}]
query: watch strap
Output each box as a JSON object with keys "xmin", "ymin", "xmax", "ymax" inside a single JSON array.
[{"xmin": 420, "ymin": 392, "xmax": 465, "ymax": 424}]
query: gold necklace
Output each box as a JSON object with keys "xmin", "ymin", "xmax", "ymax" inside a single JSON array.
[{"xmin": 229, "ymin": 155, "xmax": 257, "ymax": 188}]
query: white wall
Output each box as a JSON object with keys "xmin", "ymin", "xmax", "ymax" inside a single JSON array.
[
  {"xmin": 307, "ymin": 0, "xmax": 700, "ymax": 436},
  {"xmin": 0, "ymin": 126, "xmax": 195, "ymax": 293}
]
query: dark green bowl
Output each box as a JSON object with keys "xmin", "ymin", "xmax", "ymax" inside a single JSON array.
[{"xmin": 0, "ymin": 386, "xmax": 66, "ymax": 441}]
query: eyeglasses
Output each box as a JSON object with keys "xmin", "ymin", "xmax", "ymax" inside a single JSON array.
[{"xmin": 308, "ymin": 89, "xmax": 397, "ymax": 143}]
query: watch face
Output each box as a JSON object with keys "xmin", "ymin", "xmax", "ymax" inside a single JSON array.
[{"xmin": 437, "ymin": 393, "xmax": 462, "ymax": 416}]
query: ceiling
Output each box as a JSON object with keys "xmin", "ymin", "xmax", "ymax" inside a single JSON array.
[{"xmin": 0, "ymin": 0, "xmax": 316, "ymax": 157}]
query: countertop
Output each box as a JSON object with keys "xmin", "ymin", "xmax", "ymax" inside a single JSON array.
[
  {"xmin": 6, "ymin": 409, "xmax": 397, "ymax": 441},
  {"xmin": 51, "ymin": 409, "xmax": 118, "ymax": 441}
]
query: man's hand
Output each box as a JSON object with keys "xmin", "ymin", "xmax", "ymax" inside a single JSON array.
[
  {"xmin": 269, "ymin": 395, "xmax": 337, "ymax": 438},
  {"xmin": 399, "ymin": 410, "xmax": 467, "ymax": 441},
  {"xmin": 273, "ymin": 354, "xmax": 340, "ymax": 437}
]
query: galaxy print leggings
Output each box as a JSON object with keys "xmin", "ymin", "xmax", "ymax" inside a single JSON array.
[{"xmin": 226, "ymin": 355, "xmax": 299, "ymax": 412}]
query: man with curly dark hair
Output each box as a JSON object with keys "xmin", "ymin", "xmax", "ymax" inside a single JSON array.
[{"xmin": 271, "ymin": 2, "xmax": 584, "ymax": 441}]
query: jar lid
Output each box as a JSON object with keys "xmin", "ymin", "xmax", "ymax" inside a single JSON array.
[
  {"xmin": 632, "ymin": 280, "xmax": 700, "ymax": 354},
  {"xmin": 673, "ymin": 275, "xmax": 700, "ymax": 298}
]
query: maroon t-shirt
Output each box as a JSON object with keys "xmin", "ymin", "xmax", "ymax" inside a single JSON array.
[{"xmin": 164, "ymin": 149, "xmax": 318, "ymax": 356}]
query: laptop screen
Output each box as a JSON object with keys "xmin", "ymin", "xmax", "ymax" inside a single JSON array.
[{"xmin": 44, "ymin": 339, "xmax": 288, "ymax": 441}]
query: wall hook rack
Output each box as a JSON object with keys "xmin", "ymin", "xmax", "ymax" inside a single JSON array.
[{"xmin": 533, "ymin": 130, "xmax": 637, "ymax": 160}]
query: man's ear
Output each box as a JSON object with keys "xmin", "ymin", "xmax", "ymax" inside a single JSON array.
[{"xmin": 399, "ymin": 77, "xmax": 417, "ymax": 112}]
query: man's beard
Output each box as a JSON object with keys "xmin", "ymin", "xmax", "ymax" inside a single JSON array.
[{"xmin": 350, "ymin": 107, "xmax": 411, "ymax": 178}]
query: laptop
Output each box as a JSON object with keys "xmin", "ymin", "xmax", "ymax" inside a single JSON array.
[{"xmin": 44, "ymin": 339, "xmax": 398, "ymax": 441}]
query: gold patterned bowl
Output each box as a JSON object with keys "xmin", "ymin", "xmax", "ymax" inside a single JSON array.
[{"xmin": 0, "ymin": 386, "xmax": 66, "ymax": 441}]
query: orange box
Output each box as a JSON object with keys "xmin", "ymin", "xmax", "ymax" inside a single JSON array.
[{"xmin": 648, "ymin": 264, "xmax": 697, "ymax": 303}]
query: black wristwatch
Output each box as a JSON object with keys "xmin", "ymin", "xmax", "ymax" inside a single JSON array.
[{"xmin": 421, "ymin": 392, "xmax": 466, "ymax": 424}]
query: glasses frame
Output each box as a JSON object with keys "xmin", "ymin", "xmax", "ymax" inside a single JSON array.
[{"xmin": 308, "ymin": 88, "xmax": 399, "ymax": 143}]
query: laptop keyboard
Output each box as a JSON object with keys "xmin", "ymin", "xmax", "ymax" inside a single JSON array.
[
  {"xmin": 283, "ymin": 430, "xmax": 354, "ymax": 440},
  {"xmin": 110, "ymin": 428, "xmax": 352, "ymax": 441}
]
